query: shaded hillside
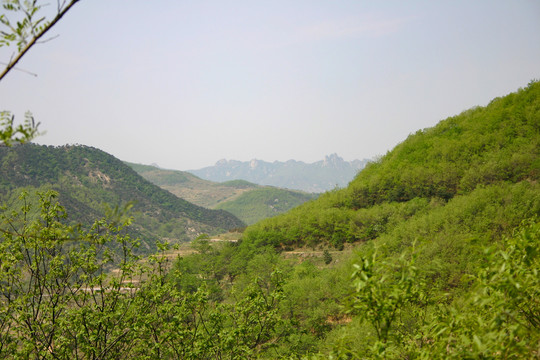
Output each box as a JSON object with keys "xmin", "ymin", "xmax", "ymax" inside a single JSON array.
[
  {"xmin": 243, "ymin": 81, "xmax": 540, "ymax": 250},
  {"xmin": 0, "ymin": 144, "xmax": 245, "ymax": 250},
  {"xmin": 127, "ymin": 163, "xmax": 317, "ymax": 224},
  {"xmin": 189, "ymin": 154, "xmax": 369, "ymax": 193}
]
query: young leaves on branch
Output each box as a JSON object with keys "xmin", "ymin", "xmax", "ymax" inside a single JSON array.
[
  {"xmin": 0, "ymin": 0, "xmax": 82, "ymax": 81},
  {"xmin": 0, "ymin": 110, "xmax": 40, "ymax": 146}
]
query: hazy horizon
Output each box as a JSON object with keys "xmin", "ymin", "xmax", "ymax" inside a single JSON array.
[{"xmin": 1, "ymin": 1, "xmax": 539, "ymax": 171}]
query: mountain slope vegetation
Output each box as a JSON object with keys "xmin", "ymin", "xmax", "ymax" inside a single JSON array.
[
  {"xmin": 211, "ymin": 81, "xmax": 538, "ymax": 357},
  {"xmin": 125, "ymin": 162, "xmax": 242, "ymax": 208},
  {"xmin": 127, "ymin": 163, "xmax": 317, "ymax": 224},
  {"xmin": 227, "ymin": 80, "xmax": 540, "ymax": 356},
  {"xmin": 0, "ymin": 144, "xmax": 245, "ymax": 250},
  {"xmin": 244, "ymin": 81, "xmax": 540, "ymax": 250}
]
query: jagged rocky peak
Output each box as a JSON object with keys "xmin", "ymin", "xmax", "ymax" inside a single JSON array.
[
  {"xmin": 189, "ymin": 154, "xmax": 370, "ymax": 193},
  {"xmin": 322, "ymin": 153, "xmax": 343, "ymax": 167}
]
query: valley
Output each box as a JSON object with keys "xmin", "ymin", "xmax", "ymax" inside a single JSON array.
[
  {"xmin": 127, "ymin": 162, "xmax": 318, "ymax": 225},
  {"xmin": 1, "ymin": 81, "xmax": 539, "ymax": 358},
  {"xmin": 1, "ymin": 2, "xmax": 539, "ymax": 358}
]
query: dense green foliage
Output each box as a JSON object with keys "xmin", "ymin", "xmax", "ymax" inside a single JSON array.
[
  {"xmin": 320, "ymin": 220, "xmax": 540, "ymax": 359},
  {"xmin": 2, "ymin": 192, "xmax": 538, "ymax": 359},
  {"xmin": 0, "ymin": 144, "xmax": 244, "ymax": 250},
  {"xmin": 233, "ymin": 81, "xmax": 539, "ymax": 357},
  {"xmin": 0, "ymin": 191, "xmax": 284, "ymax": 359}
]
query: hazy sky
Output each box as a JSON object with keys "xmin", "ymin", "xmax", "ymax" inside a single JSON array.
[{"xmin": 1, "ymin": 1, "xmax": 539, "ymax": 170}]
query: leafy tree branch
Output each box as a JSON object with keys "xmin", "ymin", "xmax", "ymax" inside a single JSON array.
[
  {"xmin": 0, "ymin": 110, "xmax": 40, "ymax": 146},
  {"xmin": 0, "ymin": 0, "xmax": 82, "ymax": 82},
  {"xmin": 0, "ymin": 0, "xmax": 82, "ymax": 146}
]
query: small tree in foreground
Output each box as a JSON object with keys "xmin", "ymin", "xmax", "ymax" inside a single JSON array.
[
  {"xmin": 337, "ymin": 220, "xmax": 540, "ymax": 359},
  {"xmin": 0, "ymin": 190, "xmax": 144, "ymax": 358},
  {"xmin": 0, "ymin": 190, "xmax": 285, "ymax": 359}
]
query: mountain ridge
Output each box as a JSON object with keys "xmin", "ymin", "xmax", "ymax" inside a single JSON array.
[
  {"xmin": 189, "ymin": 154, "xmax": 369, "ymax": 193},
  {"xmin": 0, "ymin": 144, "xmax": 245, "ymax": 251}
]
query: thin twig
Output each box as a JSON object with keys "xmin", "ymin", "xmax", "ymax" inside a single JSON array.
[
  {"xmin": 0, "ymin": 61, "xmax": 37, "ymax": 77},
  {"xmin": 36, "ymin": 34, "xmax": 60, "ymax": 44}
]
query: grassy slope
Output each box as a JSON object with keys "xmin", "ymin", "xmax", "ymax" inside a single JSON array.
[
  {"xmin": 214, "ymin": 187, "xmax": 317, "ymax": 225},
  {"xmin": 128, "ymin": 163, "xmax": 318, "ymax": 224},
  {"xmin": 127, "ymin": 163, "xmax": 260, "ymax": 208}
]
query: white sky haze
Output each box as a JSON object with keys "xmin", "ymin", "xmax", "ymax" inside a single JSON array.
[{"xmin": 1, "ymin": 1, "xmax": 539, "ymax": 170}]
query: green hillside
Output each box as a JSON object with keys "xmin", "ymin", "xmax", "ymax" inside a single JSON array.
[
  {"xmin": 0, "ymin": 144, "xmax": 245, "ymax": 250},
  {"xmin": 192, "ymin": 81, "xmax": 537, "ymax": 357},
  {"xmin": 224, "ymin": 81, "xmax": 540, "ymax": 356},
  {"xmin": 214, "ymin": 186, "xmax": 317, "ymax": 225},
  {"xmin": 126, "ymin": 162, "xmax": 258, "ymax": 208},
  {"xmin": 127, "ymin": 162, "xmax": 195, "ymax": 186},
  {"xmin": 244, "ymin": 81, "xmax": 540, "ymax": 250},
  {"xmin": 127, "ymin": 162, "xmax": 317, "ymax": 224}
]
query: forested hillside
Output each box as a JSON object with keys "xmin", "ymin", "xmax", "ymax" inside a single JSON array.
[
  {"xmin": 0, "ymin": 144, "xmax": 244, "ymax": 250},
  {"xmin": 128, "ymin": 162, "xmax": 318, "ymax": 224},
  {"xmin": 165, "ymin": 81, "xmax": 539, "ymax": 358},
  {"xmin": 244, "ymin": 80, "xmax": 540, "ymax": 250},
  {"xmin": 229, "ymin": 80, "xmax": 540, "ymax": 357}
]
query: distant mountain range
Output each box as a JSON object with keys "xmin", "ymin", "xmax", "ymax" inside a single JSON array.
[{"xmin": 188, "ymin": 154, "xmax": 370, "ymax": 193}]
